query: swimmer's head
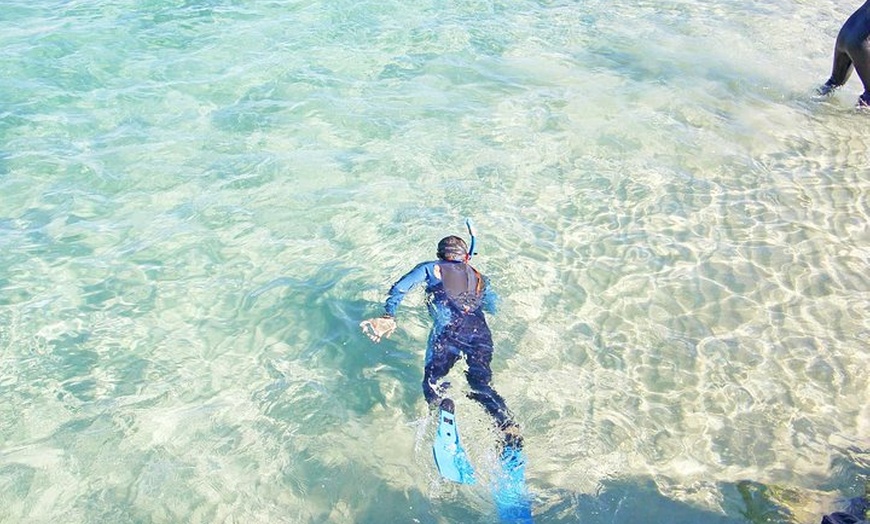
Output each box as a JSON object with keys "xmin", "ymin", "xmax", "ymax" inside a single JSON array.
[{"xmin": 437, "ymin": 236, "xmax": 468, "ymax": 261}]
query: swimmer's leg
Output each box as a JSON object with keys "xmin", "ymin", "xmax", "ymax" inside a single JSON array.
[
  {"xmin": 464, "ymin": 332, "xmax": 522, "ymax": 447},
  {"xmin": 423, "ymin": 334, "xmax": 461, "ymax": 407}
]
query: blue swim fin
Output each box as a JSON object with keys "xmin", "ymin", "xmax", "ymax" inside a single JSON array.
[
  {"xmin": 432, "ymin": 398, "xmax": 475, "ymax": 484},
  {"xmin": 493, "ymin": 444, "xmax": 533, "ymax": 522}
]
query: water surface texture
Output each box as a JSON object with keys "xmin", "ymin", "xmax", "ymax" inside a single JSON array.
[{"xmin": 1, "ymin": 1, "xmax": 868, "ymax": 523}]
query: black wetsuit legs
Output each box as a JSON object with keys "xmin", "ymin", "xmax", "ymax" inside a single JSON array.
[
  {"xmin": 823, "ymin": 2, "xmax": 870, "ymax": 103},
  {"xmin": 422, "ymin": 314, "xmax": 515, "ymax": 430},
  {"xmin": 422, "ymin": 342, "xmax": 461, "ymax": 406},
  {"xmin": 464, "ymin": 339, "xmax": 512, "ymax": 428}
]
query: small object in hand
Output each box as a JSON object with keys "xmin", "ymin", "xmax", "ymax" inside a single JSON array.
[{"xmin": 359, "ymin": 316, "xmax": 397, "ymax": 343}]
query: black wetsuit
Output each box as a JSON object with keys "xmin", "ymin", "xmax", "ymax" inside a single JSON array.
[
  {"xmin": 383, "ymin": 259, "xmax": 518, "ymax": 436},
  {"xmin": 820, "ymin": 494, "xmax": 869, "ymax": 524},
  {"xmin": 821, "ymin": 1, "xmax": 870, "ymax": 104}
]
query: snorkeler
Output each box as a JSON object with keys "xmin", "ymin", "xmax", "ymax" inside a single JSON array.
[
  {"xmin": 360, "ymin": 234, "xmax": 522, "ymax": 448},
  {"xmin": 818, "ymin": 1, "xmax": 870, "ymax": 106}
]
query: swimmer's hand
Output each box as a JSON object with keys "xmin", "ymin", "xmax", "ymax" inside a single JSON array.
[{"xmin": 360, "ymin": 316, "xmax": 397, "ymax": 343}]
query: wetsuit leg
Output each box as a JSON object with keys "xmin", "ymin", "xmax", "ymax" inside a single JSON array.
[
  {"xmin": 822, "ymin": 4, "xmax": 870, "ymax": 102},
  {"xmin": 821, "ymin": 512, "xmax": 862, "ymax": 524},
  {"xmin": 422, "ymin": 331, "xmax": 461, "ymax": 406},
  {"xmin": 466, "ymin": 354, "xmax": 514, "ymax": 426},
  {"xmin": 824, "ymin": 47, "xmax": 854, "ymax": 91},
  {"xmin": 458, "ymin": 317, "xmax": 515, "ymax": 430},
  {"xmin": 848, "ymin": 42, "xmax": 870, "ymax": 104}
]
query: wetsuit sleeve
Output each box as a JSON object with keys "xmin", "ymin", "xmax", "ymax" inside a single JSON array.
[
  {"xmin": 481, "ymin": 275, "xmax": 499, "ymax": 314},
  {"xmin": 384, "ymin": 262, "xmax": 431, "ymax": 317}
]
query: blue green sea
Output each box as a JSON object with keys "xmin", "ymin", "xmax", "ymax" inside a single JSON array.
[{"xmin": 1, "ymin": 1, "xmax": 868, "ymax": 523}]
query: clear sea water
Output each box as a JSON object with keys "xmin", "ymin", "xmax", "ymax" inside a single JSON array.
[{"xmin": 1, "ymin": 1, "xmax": 868, "ymax": 523}]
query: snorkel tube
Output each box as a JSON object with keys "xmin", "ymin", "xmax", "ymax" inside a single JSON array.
[{"xmin": 465, "ymin": 218, "xmax": 477, "ymax": 262}]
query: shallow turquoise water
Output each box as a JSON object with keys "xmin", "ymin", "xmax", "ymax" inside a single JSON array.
[{"xmin": 1, "ymin": 1, "xmax": 868, "ymax": 523}]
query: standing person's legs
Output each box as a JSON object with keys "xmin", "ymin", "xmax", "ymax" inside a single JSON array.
[
  {"xmin": 822, "ymin": 45, "xmax": 855, "ymax": 93},
  {"xmin": 824, "ymin": 8, "xmax": 870, "ymax": 104},
  {"xmin": 847, "ymin": 41, "xmax": 870, "ymax": 105}
]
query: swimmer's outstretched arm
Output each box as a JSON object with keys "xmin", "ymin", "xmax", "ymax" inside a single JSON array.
[{"xmin": 360, "ymin": 262, "xmax": 430, "ymax": 343}]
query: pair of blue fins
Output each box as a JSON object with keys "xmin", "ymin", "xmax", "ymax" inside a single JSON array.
[{"xmin": 433, "ymin": 398, "xmax": 534, "ymax": 523}]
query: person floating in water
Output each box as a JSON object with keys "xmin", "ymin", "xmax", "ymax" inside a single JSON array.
[
  {"xmin": 360, "ymin": 234, "xmax": 522, "ymax": 448},
  {"xmin": 818, "ymin": 1, "xmax": 870, "ymax": 106}
]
